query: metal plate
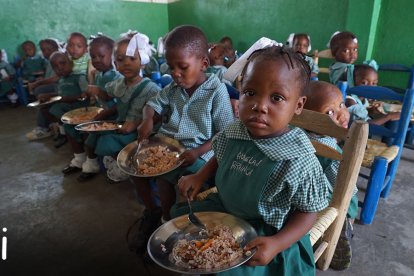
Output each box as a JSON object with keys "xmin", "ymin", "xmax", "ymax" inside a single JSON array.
[
  {"xmin": 117, "ymin": 135, "xmax": 186, "ymax": 177},
  {"xmin": 75, "ymin": 120, "xmax": 122, "ymax": 133},
  {"xmin": 61, "ymin": 107, "xmax": 103, "ymax": 125},
  {"xmin": 148, "ymin": 212, "xmax": 257, "ymax": 274},
  {"xmin": 27, "ymin": 96, "xmax": 62, "ymax": 107}
]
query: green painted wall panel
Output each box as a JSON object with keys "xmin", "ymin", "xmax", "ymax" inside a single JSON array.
[
  {"xmin": 168, "ymin": 0, "xmax": 349, "ymax": 54},
  {"xmin": 0, "ymin": 0, "xmax": 168, "ymax": 61}
]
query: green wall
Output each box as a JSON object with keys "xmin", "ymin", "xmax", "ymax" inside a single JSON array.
[
  {"xmin": 0, "ymin": 0, "xmax": 168, "ymax": 61},
  {"xmin": 168, "ymin": 0, "xmax": 349, "ymax": 54}
]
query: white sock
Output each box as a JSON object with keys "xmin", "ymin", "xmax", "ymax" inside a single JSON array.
[
  {"xmin": 70, "ymin": 152, "xmax": 86, "ymax": 168},
  {"xmin": 82, "ymin": 157, "xmax": 100, "ymax": 173},
  {"xmin": 7, "ymin": 93, "xmax": 18, "ymax": 103},
  {"xmin": 58, "ymin": 124, "xmax": 66, "ymax": 135}
]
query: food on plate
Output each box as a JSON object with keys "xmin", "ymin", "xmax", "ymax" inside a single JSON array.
[
  {"xmin": 79, "ymin": 122, "xmax": 120, "ymax": 131},
  {"xmin": 137, "ymin": 145, "xmax": 179, "ymax": 175},
  {"xmin": 170, "ymin": 225, "xmax": 248, "ymax": 269}
]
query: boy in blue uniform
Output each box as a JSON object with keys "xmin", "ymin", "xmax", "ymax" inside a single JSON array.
[
  {"xmin": 176, "ymin": 46, "xmax": 330, "ymax": 276},
  {"xmin": 129, "ymin": 25, "xmax": 234, "ymax": 252}
]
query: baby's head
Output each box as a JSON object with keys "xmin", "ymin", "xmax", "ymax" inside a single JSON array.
[
  {"xmin": 67, "ymin": 32, "xmax": 87, "ymax": 59},
  {"xmin": 305, "ymin": 81, "xmax": 349, "ymax": 128},
  {"xmin": 164, "ymin": 25, "xmax": 209, "ymax": 93},
  {"xmin": 239, "ymin": 46, "xmax": 310, "ymax": 138},
  {"xmin": 208, "ymin": 43, "xmax": 226, "ymax": 66},
  {"xmin": 89, "ymin": 36, "xmax": 115, "ymax": 73},
  {"xmin": 114, "ymin": 38, "xmax": 142, "ymax": 79},
  {"xmin": 292, "ymin": 34, "xmax": 310, "ymax": 55},
  {"xmin": 39, "ymin": 39, "xmax": 59, "ymax": 60},
  {"xmin": 354, "ymin": 64, "xmax": 378, "ymax": 86},
  {"xmin": 50, "ymin": 52, "xmax": 73, "ymax": 77},
  {"xmin": 22, "ymin": 41, "xmax": 36, "ymax": 58},
  {"xmin": 330, "ymin": 31, "xmax": 358, "ymax": 64}
]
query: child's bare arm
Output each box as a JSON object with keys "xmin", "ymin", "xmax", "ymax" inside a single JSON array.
[
  {"xmin": 178, "ymin": 156, "xmax": 218, "ymax": 200},
  {"xmin": 137, "ymin": 105, "xmax": 155, "ymax": 141},
  {"xmin": 180, "ymin": 140, "xmax": 212, "ymax": 167},
  {"xmin": 369, "ymin": 112, "xmax": 400, "ymax": 125},
  {"xmin": 245, "ymin": 211, "xmax": 317, "ymax": 266}
]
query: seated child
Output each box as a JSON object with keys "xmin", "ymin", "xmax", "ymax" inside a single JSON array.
[
  {"xmin": 26, "ymin": 39, "xmax": 61, "ymax": 141},
  {"xmin": 287, "ymin": 33, "xmax": 319, "ymax": 77},
  {"xmin": 219, "ymin": 36, "xmax": 237, "ymax": 68},
  {"xmin": 304, "ymin": 80, "xmax": 357, "ymax": 270},
  {"xmin": 0, "ymin": 50, "xmax": 17, "ymax": 106},
  {"xmin": 329, "ymin": 31, "xmax": 358, "ymax": 86},
  {"xmin": 129, "ymin": 25, "xmax": 235, "ymax": 252},
  {"xmin": 66, "ymin": 32, "xmax": 90, "ymax": 76},
  {"xmin": 61, "ymin": 35, "xmax": 122, "ymax": 182},
  {"xmin": 175, "ymin": 45, "xmax": 330, "ymax": 275},
  {"xmin": 346, "ymin": 64, "xmax": 400, "ymax": 125},
  {"xmin": 80, "ymin": 34, "xmax": 161, "ymax": 182},
  {"xmin": 19, "ymin": 40, "xmax": 46, "ymax": 83},
  {"xmin": 38, "ymin": 52, "xmax": 89, "ymax": 148},
  {"xmin": 206, "ymin": 43, "xmax": 229, "ymax": 82}
]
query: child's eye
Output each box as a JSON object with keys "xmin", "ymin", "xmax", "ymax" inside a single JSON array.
[
  {"xmin": 271, "ymin": 94, "xmax": 284, "ymax": 102},
  {"xmin": 243, "ymin": 90, "xmax": 255, "ymax": 97},
  {"xmin": 344, "ymin": 49, "xmax": 350, "ymax": 53},
  {"xmin": 353, "ymin": 48, "xmax": 358, "ymax": 52},
  {"xmin": 326, "ymin": 110, "xmax": 334, "ymax": 116},
  {"xmin": 339, "ymin": 103, "xmax": 345, "ymax": 108}
]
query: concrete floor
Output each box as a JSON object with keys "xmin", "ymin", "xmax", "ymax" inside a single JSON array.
[{"xmin": 0, "ymin": 105, "xmax": 413, "ymax": 275}]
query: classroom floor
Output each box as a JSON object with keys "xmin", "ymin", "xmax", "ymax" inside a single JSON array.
[{"xmin": 0, "ymin": 104, "xmax": 413, "ymax": 276}]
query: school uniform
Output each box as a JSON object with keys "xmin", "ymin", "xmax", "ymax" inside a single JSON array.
[
  {"xmin": 307, "ymin": 133, "xmax": 358, "ymax": 219},
  {"xmin": 347, "ymin": 94, "xmax": 370, "ymax": 124},
  {"xmin": 304, "ymin": 55, "xmax": 319, "ymax": 75},
  {"xmin": 329, "ymin": 62, "xmax": 354, "ymax": 87},
  {"xmin": 85, "ymin": 77, "xmax": 160, "ymax": 157},
  {"xmin": 22, "ymin": 55, "xmax": 46, "ymax": 81},
  {"xmin": 0, "ymin": 60, "xmax": 16, "ymax": 97},
  {"xmin": 172, "ymin": 121, "xmax": 330, "ymax": 276},
  {"xmin": 48, "ymin": 74, "xmax": 88, "ymax": 119},
  {"xmin": 65, "ymin": 69, "xmax": 121, "ymax": 142},
  {"xmin": 147, "ymin": 73, "xmax": 234, "ymax": 182},
  {"xmin": 72, "ymin": 54, "xmax": 89, "ymax": 75}
]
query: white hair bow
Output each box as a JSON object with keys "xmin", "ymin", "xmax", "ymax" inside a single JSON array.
[
  {"xmin": 223, "ymin": 37, "xmax": 283, "ymax": 82},
  {"xmin": 126, "ymin": 32, "xmax": 152, "ymax": 65}
]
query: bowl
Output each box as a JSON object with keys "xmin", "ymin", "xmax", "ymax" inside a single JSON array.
[
  {"xmin": 147, "ymin": 211, "xmax": 257, "ymax": 274},
  {"xmin": 61, "ymin": 106, "xmax": 103, "ymax": 125},
  {"xmin": 117, "ymin": 135, "xmax": 186, "ymax": 177},
  {"xmin": 75, "ymin": 120, "xmax": 122, "ymax": 133}
]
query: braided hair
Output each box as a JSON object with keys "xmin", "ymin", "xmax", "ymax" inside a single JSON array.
[{"xmin": 241, "ymin": 45, "xmax": 311, "ymax": 95}]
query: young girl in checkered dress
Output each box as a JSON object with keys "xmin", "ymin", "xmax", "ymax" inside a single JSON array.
[{"xmin": 175, "ymin": 45, "xmax": 331, "ymax": 276}]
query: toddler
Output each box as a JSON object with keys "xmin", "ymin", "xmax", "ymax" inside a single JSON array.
[
  {"xmin": 19, "ymin": 40, "xmax": 46, "ymax": 82},
  {"xmin": 304, "ymin": 80, "xmax": 357, "ymax": 270},
  {"xmin": 329, "ymin": 31, "xmax": 358, "ymax": 86},
  {"xmin": 81, "ymin": 34, "xmax": 161, "ymax": 183},
  {"xmin": 129, "ymin": 25, "xmax": 234, "ymax": 252},
  {"xmin": 346, "ymin": 64, "xmax": 400, "ymax": 125},
  {"xmin": 38, "ymin": 52, "xmax": 89, "ymax": 148},
  {"xmin": 0, "ymin": 50, "xmax": 17, "ymax": 106},
  {"xmin": 287, "ymin": 33, "xmax": 319, "ymax": 77},
  {"xmin": 175, "ymin": 45, "xmax": 330, "ymax": 275},
  {"xmin": 66, "ymin": 32, "xmax": 90, "ymax": 76},
  {"xmin": 26, "ymin": 39, "xmax": 61, "ymax": 141},
  {"xmin": 62, "ymin": 35, "xmax": 122, "ymax": 182},
  {"xmin": 219, "ymin": 36, "xmax": 237, "ymax": 68}
]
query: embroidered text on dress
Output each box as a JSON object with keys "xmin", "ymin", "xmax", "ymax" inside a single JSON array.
[{"xmin": 230, "ymin": 151, "xmax": 264, "ymax": 176}]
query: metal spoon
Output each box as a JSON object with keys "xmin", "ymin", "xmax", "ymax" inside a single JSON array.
[
  {"xmin": 187, "ymin": 190, "xmax": 206, "ymax": 230},
  {"xmin": 134, "ymin": 139, "xmax": 148, "ymax": 167}
]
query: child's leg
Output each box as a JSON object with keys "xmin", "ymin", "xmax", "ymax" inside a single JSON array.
[{"xmin": 156, "ymin": 178, "xmax": 176, "ymax": 221}]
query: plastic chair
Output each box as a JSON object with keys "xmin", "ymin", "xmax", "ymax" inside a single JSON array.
[
  {"xmin": 317, "ymin": 49, "xmax": 333, "ymax": 74},
  {"xmin": 347, "ymin": 86, "xmax": 414, "ymax": 224},
  {"xmin": 196, "ymin": 109, "xmax": 368, "ymax": 270}
]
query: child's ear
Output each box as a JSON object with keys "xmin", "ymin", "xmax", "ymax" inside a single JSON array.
[
  {"xmin": 295, "ymin": 96, "xmax": 307, "ymax": 115},
  {"xmin": 201, "ymin": 56, "xmax": 209, "ymax": 70}
]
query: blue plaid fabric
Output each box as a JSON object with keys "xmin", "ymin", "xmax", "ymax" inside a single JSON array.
[
  {"xmin": 147, "ymin": 73, "xmax": 234, "ymax": 161},
  {"xmin": 213, "ymin": 121, "xmax": 330, "ymax": 230}
]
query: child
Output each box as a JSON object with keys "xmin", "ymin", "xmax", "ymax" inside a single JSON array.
[
  {"xmin": 38, "ymin": 52, "xmax": 88, "ymax": 148},
  {"xmin": 66, "ymin": 32, "xmax": 90, "ymax": 76},
  {"xmin": 19, "ymin": 40, "xmax": 46, "ymax": 83},
  {"xmin": 206, "ymin": 43, "xmax": 229, "ymax": 82},
  {"xmin": 219, "ymin": 36, "xmax": 237, "ymax": 68},
  {"xmin": 129, "ymin": 25, "xmax": 234, "ymax": 252},
  {"xmin": 329, "ymin": 31, "xmax": 358, "ymax": 86},
  {"xmin": 304, "ymin": 80, "xmax": 357, "ymax": 270},
  {"xmin": 26, "ymin": 39, "xmax": 61, "ymax": 141},
  {"xmin": 175, "ymin": 46, "xmax": 330, "ymax": 275},
  {"xmin": 61, "ymin": 35, "xmax": 122, "ymax": 181},
  {"xmin": 287, "ymin": 33, "xmax": 319, "ymax": 77},
  {"xmin": 346, "ymin": 64, "xmax": 400, "ymax": 125},
  {"xmin": 79, "ymin": 34, "xmax": 161, "ymax": 182},
  {"xmin": 0, "ymin": 50, "xmax": 17, "ymax": 106}
]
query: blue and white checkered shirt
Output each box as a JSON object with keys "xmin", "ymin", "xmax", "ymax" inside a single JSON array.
[
  {"xmin": 213, "ymin": 121, "xmax": 330, "ymax": 230},
  {"xmin": 147, "ymin": 73, "xmax": 234, "ymax": 161}
]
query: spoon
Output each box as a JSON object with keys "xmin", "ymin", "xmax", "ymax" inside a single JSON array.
[
  {"xmin": 134, "ymin": 139, "xmax": 148, "ymax": 167},
  {"xmin": 187, "ymin": 190, "xmax": 206, "ymax": 230}
]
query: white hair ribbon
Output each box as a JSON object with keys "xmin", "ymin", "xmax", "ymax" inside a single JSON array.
[
  {"xmin": 223, "ymin": 37, "xmax": 282, "ymax": 82},
  {"xmin": 327, "ymin": 31, "xmax": 340, "ymax": 48},
  {"xmin": 126, "ymin": 32, "xmax": 151, "ymax": 65}
]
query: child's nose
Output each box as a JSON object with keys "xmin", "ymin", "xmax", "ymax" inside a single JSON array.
[{"xmin": 252, "ymin": 102, "xmax": 268, "ymax": 113}]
